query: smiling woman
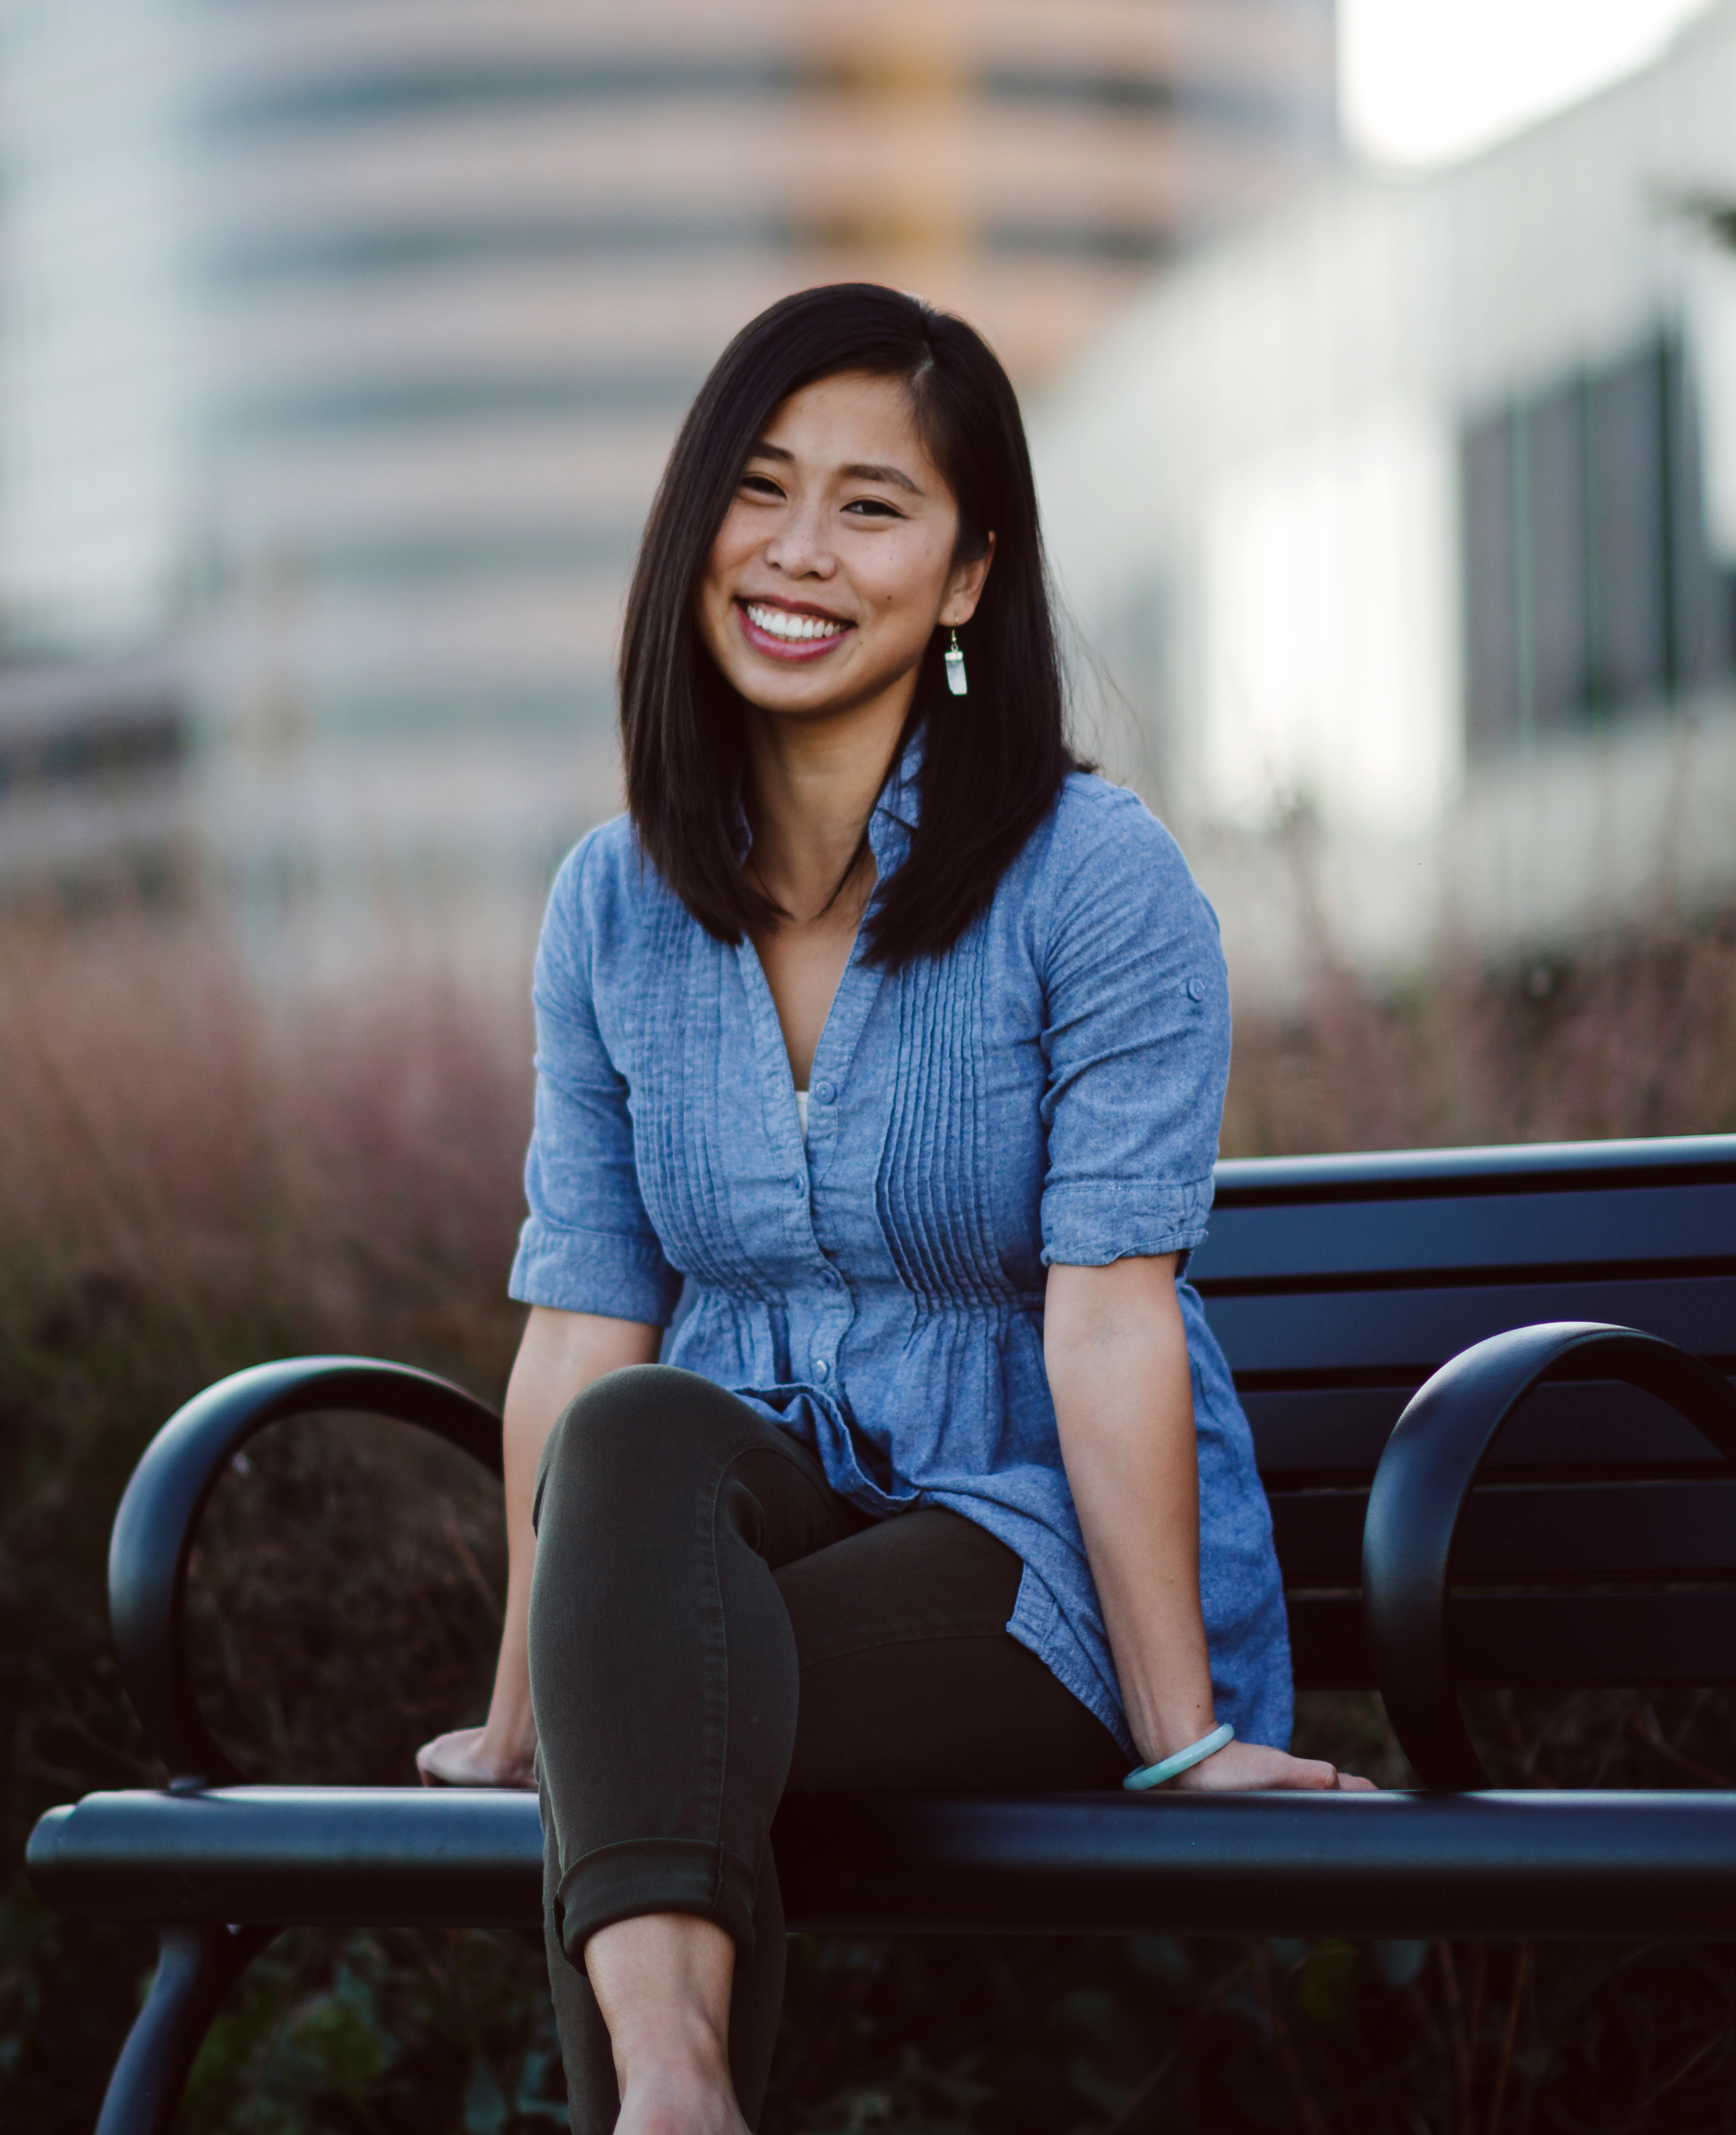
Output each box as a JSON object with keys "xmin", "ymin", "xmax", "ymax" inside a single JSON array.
[{"xmin": 415, "ymin": 284, "xmax": 1364, "ymax": 2135}]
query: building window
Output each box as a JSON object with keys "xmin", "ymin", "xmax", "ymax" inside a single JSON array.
[{"xmin": 1461, "ymin": 337, "xmax": 1734, "ymax": 756}]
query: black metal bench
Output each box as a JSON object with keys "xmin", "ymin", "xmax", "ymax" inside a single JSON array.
[{"xmin": 28, "ymin": 1133, "xmax": 1736, "ymax": 2135}]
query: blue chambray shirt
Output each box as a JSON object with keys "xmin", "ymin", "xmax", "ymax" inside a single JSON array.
[{"xmin": 509, "ymin": 750, "xmax": 1292, "ymax": 1756}]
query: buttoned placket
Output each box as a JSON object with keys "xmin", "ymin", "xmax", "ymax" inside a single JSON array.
[{"xmin": 729, "ymin": 784, "xmax": 912, "ymax": 1394}]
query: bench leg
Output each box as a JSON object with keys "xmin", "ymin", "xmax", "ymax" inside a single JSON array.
[{"xmin": 95, "ymin": 1923, "xmax": 276, "ymax": 2135}]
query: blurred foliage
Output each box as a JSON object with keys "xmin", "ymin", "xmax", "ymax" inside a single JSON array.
[{"xmin": 5, "ymin": 895, "xmax": 1736, "ymax": 2132}]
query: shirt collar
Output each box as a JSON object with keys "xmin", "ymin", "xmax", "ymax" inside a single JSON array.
[
  {"xmin": 731, "ymin": 724, "xmax": 924, "ymax": 875},
  {"xmin": 867, "ymin": 724, "xmax": 923, "ymax": 874}
]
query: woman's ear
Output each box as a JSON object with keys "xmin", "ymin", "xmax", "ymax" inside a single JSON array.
[{"xmin": 943, "ymin": 530, "xmax": 996, "ymax": 627}]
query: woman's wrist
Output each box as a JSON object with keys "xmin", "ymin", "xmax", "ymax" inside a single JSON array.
[
  {"xmin": 1124, "ymin": 1722, "xmax": 1234, "ymax": 1792},
  {"xmin": 481, "ymin": 1712, "xmax": 537, "ymax": 1780},
  {"xmin": 1128, "ymin": 1688, "xmax": 1220, "ymax": 1769}
]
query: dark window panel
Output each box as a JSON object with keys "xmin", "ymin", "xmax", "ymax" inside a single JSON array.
[
  {"xmin": 1522, "ymin": 382, "xmax": 1590, "ymax": 732},
  {"xmin": 1587, "ymin": 345, "xmax": 1668, "ymax": 709},
  {"xmin": 1462, "ymin": 411, "xmax": 1521, "ymax": 752},
  {"xmin": 1665, "ymin": 340, "xmax": 1735, "ymax": 695}
]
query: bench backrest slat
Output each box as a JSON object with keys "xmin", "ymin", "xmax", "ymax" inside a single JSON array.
[
  {"xmin": 1201, "ymin": 1137, "xmax": 1736, "ymax": 1696},
  {"xmin": 1286, "ymin": 1592, "xmax": 1736, "ymax": 1689},
  {"xmin": 1205, "ymin": 1275, "xmax": 1736, "ymax": 1378},
  {"xmin": 1196, "ymin": 1184, "xmax": 1736, "ymax": 1286},
  {"xmin": 1272, "ymin": 1477, "xmax": 1736, "ymax": 1582},
  {"xmin": 1245, "ymin": 1383, "xmax": 1727, "ymax": 1478}
]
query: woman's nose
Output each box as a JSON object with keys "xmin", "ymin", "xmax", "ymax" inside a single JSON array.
[{"xmin": 764, "ymin": 504, "xmax": 835, "ymax": 577}]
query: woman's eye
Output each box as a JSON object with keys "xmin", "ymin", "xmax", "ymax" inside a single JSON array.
[
  {"xmin": 739, "ymin": 474, "xmax": 783, "ymax": 497},
  {"xmin": 844, "ymin": 498, "xmax": 902, "ymax": 518}
]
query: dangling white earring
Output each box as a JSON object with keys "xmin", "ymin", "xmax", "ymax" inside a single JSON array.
[{"xmin": 944, "ymin": 628, "xmax": 967, "ymax": 697}]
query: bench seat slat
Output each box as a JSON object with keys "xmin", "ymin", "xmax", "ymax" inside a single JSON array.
[
  {"xmin": 1207, "ymin": 1276, "xmax": 1736, "ymax": 1377},
  {"xmin": 29, "ymin": 1787, "xmax": 1736, "ymax": 1941},
  {"xmin": 1191, "ymin": 1184, "xmax": 1736, "ymax": 1288}
]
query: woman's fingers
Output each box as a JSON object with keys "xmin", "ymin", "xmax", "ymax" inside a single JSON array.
[
  {"xmin": 1170, "ymin": 1740, "xmax": 1378, "ymax": 1793},
  {"xmin": 415, "ymin": 1730, "xmax": 472, "ymax": 1785},
  {"xmin": 415, "ymin": 1725, "xmax": 529, "ymax": 1788}
]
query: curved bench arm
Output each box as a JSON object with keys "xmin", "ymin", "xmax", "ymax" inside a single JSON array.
[
  {"xmin": 110, "ymin": 1357, "xmax": 503, "ymax": 1787},
  {"xmin": 1361, "ymin": 1321, "xmax": 1736, "ymax": 1791}
]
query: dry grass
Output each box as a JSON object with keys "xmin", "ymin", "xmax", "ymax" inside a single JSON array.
[
  {"xmin": 1223, "ymin": 912, "xmax": 1736, "ymax": 1158},
  {"xmin": 4, "ymin": 888, "xmax": 1736, "ymax": 2133}
]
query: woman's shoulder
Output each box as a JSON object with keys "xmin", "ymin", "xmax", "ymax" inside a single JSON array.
[
  {"xmin": 546, "ymin": 813, "xmax": 674, "ymax": 938},
  {"xmin": 536, "ymin": 816, "xmax": 688, "ymax": 1004},
  {"xmin": 1030, "ymin": 771, "xmax": 1206, "ymax": 905}
]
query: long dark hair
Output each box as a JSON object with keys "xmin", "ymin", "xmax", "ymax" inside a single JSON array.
[{"xmin": 619, "ymin": 283, "xmax": 1080, "ymax": 967}]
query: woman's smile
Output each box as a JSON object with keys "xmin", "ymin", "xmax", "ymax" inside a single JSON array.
[{"xmin": 735, "ymin": 596, "xmax": 855, "ymax": 662}]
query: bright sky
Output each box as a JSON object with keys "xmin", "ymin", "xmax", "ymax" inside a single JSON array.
[{"xmin": 1339, "ymin": 0, "xmax": 1716, "ymax": 166}]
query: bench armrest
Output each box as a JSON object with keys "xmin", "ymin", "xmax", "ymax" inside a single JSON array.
[
  {"xmin": 1361, "ymin": 1321, "xmax": 1736, "ymax": 1791},
  {"xmin": 111, "ymin": 1357, "xmax": 503, "ymax": 1787}
]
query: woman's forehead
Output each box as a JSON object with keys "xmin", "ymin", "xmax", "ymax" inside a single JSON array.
[{"xmin": 753, "ymin": 372, "xmax": 938, "ymax": 486}]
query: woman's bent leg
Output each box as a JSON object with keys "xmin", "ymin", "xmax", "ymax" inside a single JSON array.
[{"xmin": 529, "ymin": 1365, "xmax": 860, "ymax": 2132}]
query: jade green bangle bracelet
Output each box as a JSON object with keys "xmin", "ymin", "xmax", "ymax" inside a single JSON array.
[{"xmin": 1123, "ymin": 1721, "xmax": 1235, "ymax": 1792}]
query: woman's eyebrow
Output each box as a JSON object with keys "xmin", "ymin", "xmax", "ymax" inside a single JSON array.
[
  {"xmin": 744, "ymin": 441, "xmax": 923, "ymax": 496},
  {"xmin": 842, "ymin": 461, "xmax": 923, "ymax": 495}
]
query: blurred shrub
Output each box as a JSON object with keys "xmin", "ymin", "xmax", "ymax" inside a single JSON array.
[{"xmin": 3, "ymin": 895, "xmax": 1736, "ymax": 2133}]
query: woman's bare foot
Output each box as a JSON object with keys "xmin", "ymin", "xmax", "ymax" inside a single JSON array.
[{"xmin": 588, "ymin": 1914, "xmax": 752, "ymax": 2135}]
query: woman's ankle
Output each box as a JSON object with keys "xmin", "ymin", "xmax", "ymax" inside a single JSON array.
[
  {"xmin": 612, "ymin": 2015, "xmax": 731, "ymax": 2096},
  {"xmin": 585, "ymin": 1911, "xmax": 742, "ymax": 2122},
  {"xmin": 614, "ymin": 2053, "xmax": 748, "ymax": 2135}
]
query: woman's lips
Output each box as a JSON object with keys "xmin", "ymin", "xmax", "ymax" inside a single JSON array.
[{"xmin": 736, "ymin": 600, "xmax": 854, "ymax": 663}]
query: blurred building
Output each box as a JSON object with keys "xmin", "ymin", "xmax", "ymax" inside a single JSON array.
[
  {"xmin": 0, "ymin": 0, "xmax": 1337, "ymax": 910},
  {"xmin": 1035, "ymin": 0, "xmax": 1736, "ymax": 992}
]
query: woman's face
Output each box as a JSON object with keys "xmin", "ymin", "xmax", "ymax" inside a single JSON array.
[{"xmin": 694, "ymin": 369, "xmax": 992, "ymax": 724}]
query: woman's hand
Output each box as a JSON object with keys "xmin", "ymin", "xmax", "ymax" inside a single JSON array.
[
  {"xmin": 416, "ymin": 1725, "xmax": 537, "ymax": 1790},
  {"xmin": 418, "ymin": 1308, "xmax": 662, "ymax": 1797},
  {"xmin": 1168, "ymin": 1737, "xmax": 1377, "ymax": 1792}
]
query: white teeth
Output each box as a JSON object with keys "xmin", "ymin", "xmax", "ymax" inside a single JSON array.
[{"xmin": 746, "ymin": 602, "xmax": 845, "ymax": 642}]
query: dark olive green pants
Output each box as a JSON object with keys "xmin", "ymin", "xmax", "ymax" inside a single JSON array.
[{"xmin": 528, "ymin": 1364, "xmax": 1124, "ymax": 2132}]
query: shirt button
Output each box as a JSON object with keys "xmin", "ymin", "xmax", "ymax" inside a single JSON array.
[
  {"xmin": 813, "ymin": 1080, "xmax": 836, "ymax": 1104},
  {"xmin": 1186, "ymin": 977, "xmax": 1206, "ymax": 1001},
  {"xmin": 789, "ymin": 1176, "xmax": 805, "ymax": 1197},
  {"xmin": 813, "ymin": 1357, "xmax": 830, "ymax": 1377}
]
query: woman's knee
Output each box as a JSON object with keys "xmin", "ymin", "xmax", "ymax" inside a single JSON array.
[{"xmin": 532, "ymin": 1364, "xmax": 754, "ymax": 1533}]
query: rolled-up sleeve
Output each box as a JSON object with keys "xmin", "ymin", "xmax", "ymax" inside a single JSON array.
[
  {"xmin": 508, "ymin": 839, "xmax": 683, "ymax": 1325},
  {"xmin": 1038, "ymin": 791, "xmax": 1229, "ymax": 1267}
]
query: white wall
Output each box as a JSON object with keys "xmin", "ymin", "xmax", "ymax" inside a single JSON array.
[{"xmin": 1033, "ymin": 0, "xmax": 1736, "ymax": 978}]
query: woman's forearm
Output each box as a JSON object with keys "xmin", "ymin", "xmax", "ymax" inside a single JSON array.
[
  {"xmin": 478, "ymin": 1304, "xmax": 662, "ymax": 1773},
  {"xmin": 1044, "ymin": 1255, "xmax": 1217, "ymax": 1766}
]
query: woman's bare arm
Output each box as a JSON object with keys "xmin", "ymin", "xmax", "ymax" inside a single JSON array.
[
  {"xmin": 417, "ymin": 1303, "xmax": 661, "ymax": 1787},
  {"xmin": 1045, "ymin": 1255, "xmax": 1371, "ymax": 1791}
]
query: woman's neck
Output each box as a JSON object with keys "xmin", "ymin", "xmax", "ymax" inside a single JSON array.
[{"xmin": 743, "ymin": 689, "xmax": 909, "ymax": 925}]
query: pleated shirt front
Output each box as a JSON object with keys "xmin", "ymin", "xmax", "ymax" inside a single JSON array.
[{"xmin": 509, "ymin": 757, "xmax": 1292, "ymax": 1754}]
